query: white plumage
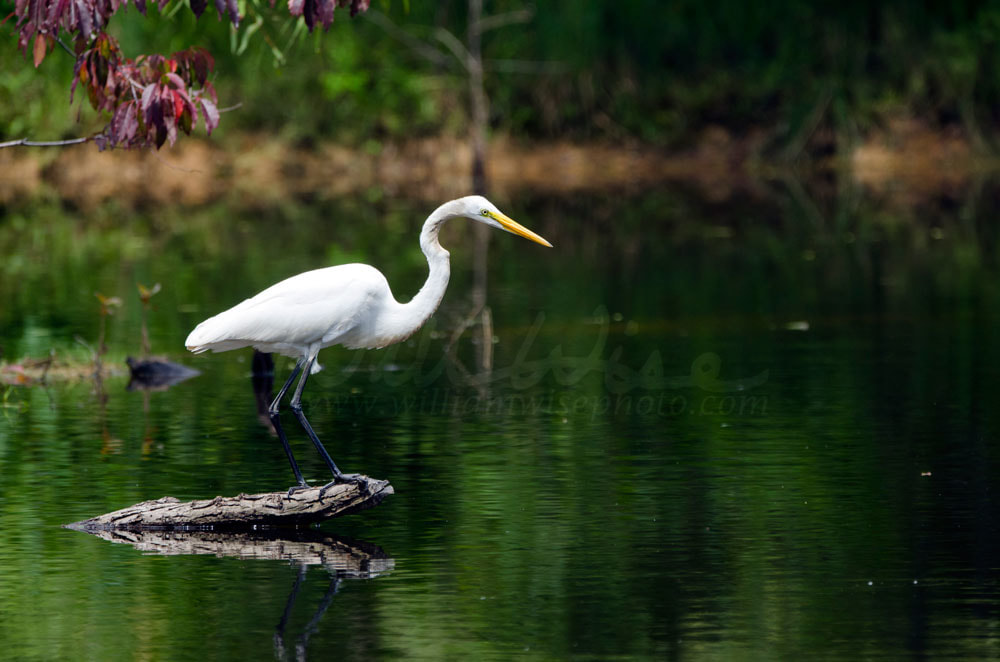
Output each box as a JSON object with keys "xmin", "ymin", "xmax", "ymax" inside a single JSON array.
[
  {"xmin": 186, "ymin": 264, "xmax": 394, "ymax": 358},
  {"xmin": 184, "ymin": 195, "xmax": 551, "ymax": 492}
]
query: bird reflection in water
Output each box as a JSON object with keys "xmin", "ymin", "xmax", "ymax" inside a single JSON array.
[
  {"xmin": 274, "ymin": 565, "xmax": 339, "ymax": 662},
  {"xmin": 70, "ymin": 526, "xmax": 393, "ymax": 661},
  {"xmin": 252, "ymin": 350, "xmax": 277, "ymax": 432}
]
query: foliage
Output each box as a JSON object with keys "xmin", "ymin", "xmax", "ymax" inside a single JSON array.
[
  {"xmin": 8, "ymin": 0, "xmax": 369, "ymax": 148},
  {"xmin": 7, "ymin": 1, "xmax": 1000, "ymax": 150},
  {"xmin": 74, "ymin": 38, "xmax": 219, "ymax": 149}
]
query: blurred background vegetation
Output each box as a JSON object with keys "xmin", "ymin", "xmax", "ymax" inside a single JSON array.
[
  {"xmin": 5, "ymin": 1, "xmax": 1000, "ymax": 154},
  {"xmin": 5, "ymin": 5, "xmax": 1000, "ymax": 659}
]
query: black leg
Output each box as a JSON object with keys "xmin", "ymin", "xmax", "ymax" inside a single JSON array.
[
  {"xmin": 289, "ymin": 353, "xmax": 350, "ymax": 481},
  {"xmin": 296, "ymin": 576, "xmax": 341, "ymax": 657},
  {"xmin": 270, "ymin": 359, "xmax": 308, "ymax": 490},
  {"xmin": 274, "ymin": 564, "xmax": 306, "ymax": 660}
]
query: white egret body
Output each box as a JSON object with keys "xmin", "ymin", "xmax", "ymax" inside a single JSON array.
[{"xmin": 185, "ymin": 195, "xmax": 551, "ymax": 491}]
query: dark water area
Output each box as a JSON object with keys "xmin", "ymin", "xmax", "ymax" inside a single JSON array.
[{"xmin": 1, "ymin": 183, "xmax": 1000, "ymax": 659}]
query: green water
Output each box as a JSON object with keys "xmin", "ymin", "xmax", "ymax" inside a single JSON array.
[{"xmin": 1, "ymin": 184, "xmax": 999, "ymax": 660}]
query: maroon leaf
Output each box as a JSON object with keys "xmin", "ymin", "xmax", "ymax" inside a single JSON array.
[
  {"xmin": 303, "ymin": 0, "xmax": 314, "ymax": 29},
  {"xmin": 32, "ymin": 33, "xmax": 46, "ymax": 67},
  {"xmin": 70, "ymin": 56, "xmax": 84, "ymax": 101},
  {"xmin": 149, "ymin": 89, "xmax": 169, "ymax": 148},
  {"xmin": 203, "ymin": 80, "xmax": 217, "ymax": 104},
  {"xmin": 172, "ymin": 48, "xmax": 214, "ymax": 86},
  {"xmin": 74, "ymin": 0, "xmax": 93, "ymax": 38},
  {"xmin": 315, "ymin": 0, "xmax": 334, "ymax": 29},
  {"xmin": 155, "ymin": 86, "xmax": 176, "ymax": 147},
  {"xmin": 141, "ymin": 83, "xmax": 164, "ymax": 148},
  {"xmin": 212, "ymin": 0, "xmax": 237, "ymax": 24},
  {"xmin": 121, "ymin": 101, "xmax": 138, "ymax": 142},
  {"xmin": 140, "ymin": 82, "xmax": 156, "ymax": 112},
  {"xmin": 174, "ymin": 87, "xmax": 197, "ymax": 134},
  {"xmin": 172, "ymin": 84, "xmax": 195, "ymax": 111},
  {"xmin": 198, "ymin": 97, "xmax": 219, "ymax": 135},
  {"xmin": 166, "ymin": 119, "xmax": 177, "ymax": 146},
  {"xmin": 165, "ymin": 72, "xmax": 186, "ymax": 90},
  {"xmin": 110, "ymin": 100, "xmax": 139, "ymax": 146},
  {"xmin": 29, "ymin": 0, "xmax": 43, "ymax": 32},
  {"xmin": 48, "ymin": 0, "xmax": 69, "ymax": 26},
  {"xmin": 171, "ymin": 90, "xmax": 183, "ymax": 119},
  {"xmin": 179, "ymin": 105, "xmax": 193, "ymax": 134},
  {"xmin": 189, "ymin": 0, "xmax": 206, "ymax": 18}
]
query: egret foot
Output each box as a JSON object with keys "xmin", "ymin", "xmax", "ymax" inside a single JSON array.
[
  {"xmin": 286, "ymin": 483, "xmax": 312, "ymax": 498},
  {"xmin": 319, "ymin": 474, "xmax": 366, "ymax": 499}
]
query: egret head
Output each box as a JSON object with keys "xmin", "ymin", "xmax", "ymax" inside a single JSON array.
[{"xmin": 458, "ymin": 195, "xmax": 552, "ymax": 247}]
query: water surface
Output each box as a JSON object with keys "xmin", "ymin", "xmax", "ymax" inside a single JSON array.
[{"xmin": 1, "ymin": 185, "xmax": 999, "ymax": 659}]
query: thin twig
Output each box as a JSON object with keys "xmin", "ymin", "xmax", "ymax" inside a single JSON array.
[
  {"xmin": 434, "ymin": 26, "xmax": 472, "ymax": 71},
  {"xmin": 485, "ymin": 59, "xmax": 569, "ymax": 74},
  {"xmin": 55, "ymin": 36, "xmax": 75, "ymax": 57},
  {"xmin": 148, "ymin": 147, "xmax": 203, "ymax": 174},
  {"xmin": 123, "ymin": 74, "xmax": 146, "ymax": 94},
  {"xmin": 365, "ymin": 10, "xmax": 452, "ymax": 67},
  {"xmin": 475, "ymin": 8, "xmax": 533, "ymax": 33}
]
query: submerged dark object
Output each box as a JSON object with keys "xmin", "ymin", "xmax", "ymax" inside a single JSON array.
[{"xmin": 126, "ymin": 356, "xmax": 200, "ymax": 390}]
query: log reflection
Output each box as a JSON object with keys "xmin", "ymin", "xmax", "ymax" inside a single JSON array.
[
  {"xmin": 71, "ymin": 527, "xmax": 391, "ymax": 660},
  {"xmin": 72, "ymin": 527, "xmax": 394, "ymax": 574},
  {"xmin": 77, "ymin": 527, "xmax": 391, "ymax": 661}
]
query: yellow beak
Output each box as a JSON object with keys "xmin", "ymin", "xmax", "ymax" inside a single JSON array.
[{"xmin": 489, "ymin": 211, "xmax": 553, "ymax": 247}]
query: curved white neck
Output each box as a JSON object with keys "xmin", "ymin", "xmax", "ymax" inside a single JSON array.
[{"xmin": 385, "ymin": 201, "xmax": 459, "ymax": 341}]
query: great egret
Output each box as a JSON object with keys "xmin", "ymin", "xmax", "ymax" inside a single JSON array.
[{"xmin": 185, "ymin": 195, "xmax": 551, "ymax": 493}]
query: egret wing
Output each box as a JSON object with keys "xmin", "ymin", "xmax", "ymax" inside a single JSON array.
[{"xmin": 185, "ymin": 264, "xmax": 389, "ymax": 354}]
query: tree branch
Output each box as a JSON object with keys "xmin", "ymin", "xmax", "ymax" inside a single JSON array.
[
  {"xmin": 0, "ymin": 103, "xmax": 240, "ymax": 150},
  {"xmin": 0, "ymin": 136, "xmax": 92, "ymax": 148}
]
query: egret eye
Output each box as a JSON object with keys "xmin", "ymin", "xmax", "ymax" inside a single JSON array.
[{"xmin": 481, "ymin": 209, "xmax": 490, "ymax": 217}]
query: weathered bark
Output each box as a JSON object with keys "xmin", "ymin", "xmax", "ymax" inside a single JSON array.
[
  {"xmin": 68, "ymin": 527, "xmax": 394, "ymax": 575},
  {"xmin": 66, "ymin": 476, "xmax": 392, "ymax": 530}
]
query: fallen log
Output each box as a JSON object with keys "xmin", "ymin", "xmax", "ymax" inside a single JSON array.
[{"xmin": 66, "ymin": 476, "xmax": 392, "ymax": 530}]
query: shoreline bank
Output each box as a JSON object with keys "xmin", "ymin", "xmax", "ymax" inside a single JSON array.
[{"xmin": 1, "ymin": 122, "xmax": 998, "ymax": 209}]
